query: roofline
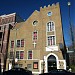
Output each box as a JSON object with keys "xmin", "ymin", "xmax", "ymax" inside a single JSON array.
[{"xmin": 0, "ymin": 13, "xmax": 16, "ymax": 17}]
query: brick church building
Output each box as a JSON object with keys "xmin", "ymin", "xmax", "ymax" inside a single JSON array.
[{"xmin": 6, "ymin": 3, "xmax": 66, "ymax": 74}]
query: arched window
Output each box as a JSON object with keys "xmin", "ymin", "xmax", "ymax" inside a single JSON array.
[
  {"xmin": 32, "ymin": 30, "xmax": 38, "ymax": 42},
  {"xmin": 47, "ymin": 22, "xmax": 54, "ymax": 32}
]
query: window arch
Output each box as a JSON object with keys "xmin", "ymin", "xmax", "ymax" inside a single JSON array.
[{"xmin": 47, "ymin": 21, "xmax": 54, "ymax": 32}]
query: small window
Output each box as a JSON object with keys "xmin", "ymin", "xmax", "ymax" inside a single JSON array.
[
  {"xmin": 33, "ymin": 62, "xmax": 38, "ymax": 69},
  {"xmin": 33, "ymin": 31, "xmax": 37, "ymax": 42},
  {"xmin": 33, "ymin": 20, "xmax": 38, "ymax": 26},
  {"xmin": 47, "ymin": 12, "xmax": 52, "ymax": 16},
  {"xmin": 17, "ymin": 40, "xmax": 20, "ymax": 47},
  {"xmin": 11, "ymin": 41, "xmax": 14, "ymax": 48},
  {"xmin": 28, "ymin": 51, "xmax": 32, "ymax": 59}
]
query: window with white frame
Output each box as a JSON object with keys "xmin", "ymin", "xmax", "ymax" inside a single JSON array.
[
  {"xmin": 21, "ymin": 39, "xmax": 24, "ymax": 47},
  {"xmin": 16, "ymin": 51, "xmax": 24, "ymax": 59},
  {"xmin": 17, "ymin": 39, "xmax": 24, "ymax": 47},
  {"xmin": 47, "ymin": 22, "xmax": 54, "ymax": 32},
  {"xmin": 28, "ymin": 51, "xmax": 32, "ymax": 59},
  {"xmin": 48, "ymin": 36, "xmax": 55, "ymax": 46},
  {"xmin": 33, "ymin": 31, "xmax": 37, "ymax": 42},
  {"xmin": 17, "ymin": 40, "xmax": 20, "ymax": 47}
]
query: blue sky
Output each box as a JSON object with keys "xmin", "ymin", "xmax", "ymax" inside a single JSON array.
[{"xmin": 0, "ymin": 0, "xmax": 75, "ymax": 46}]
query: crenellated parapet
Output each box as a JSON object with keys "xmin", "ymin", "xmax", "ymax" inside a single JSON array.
[{"xmin": 40, "ymin": 2, "xmax": 59, "ymax": 10}]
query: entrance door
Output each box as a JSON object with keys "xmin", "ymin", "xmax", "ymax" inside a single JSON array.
[{"xmin": 47, "ymin": 55, "xmax": 57, "ymax": 71}]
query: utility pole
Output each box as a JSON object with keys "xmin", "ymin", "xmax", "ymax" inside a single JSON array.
[
  {"xmin": 68, "ymin": 2, "xmax": 74, "ymax": 49},
  {"xmin": 68, "ymin": 1, "xmax": 75, "ymax": 65}
]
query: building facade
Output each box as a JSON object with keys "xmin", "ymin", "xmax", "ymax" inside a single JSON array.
[
  {"xmin": 0, "ymin": 13, "xmax": 24, "ymax": 72},
  {"xmin": 6, "ymin": 3, "xmax": 66, "ymax": 74}
]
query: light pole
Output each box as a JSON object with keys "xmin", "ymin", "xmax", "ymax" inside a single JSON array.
[
  {"xmin": 68, "ymin": 1, "xmax": 75, "ymax": 65},
  {"xmin": 68, "ymin": 1, "xmax": 74, "ymax": 51}
]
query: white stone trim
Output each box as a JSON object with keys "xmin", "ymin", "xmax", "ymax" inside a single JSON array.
[
  {"xmin": 7, "ymin": 59, "xmax": 40, "ymax": 61},
  {"xmin": 44, "ymin": 56, "xmax": 47, "ymax": 73},
  {"xmin": 45, "ymin": 53, "xmax": 59, "ymax": 72},
  {"xmin": 33, "ymin": 42, "xmax": 37, "ymax": 48},
  {"xmin": 46, "ymin": 46, "xmax": 58, "ymax": 51},
  {"xmin": 16, "ymin": 50, "xmax": 24, "ymax": 51},
  {"xmin": 32, "ymin": 72, "xmax": 41, "ymax": 74},
  {"xmin": 8, "ymin": 63, "xmax": 12, "ymax": 70}
]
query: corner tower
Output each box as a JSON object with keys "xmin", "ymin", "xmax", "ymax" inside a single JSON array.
[{"xmin": 39, "ymin": 2, "xmax": 66, "ymax": 72}]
